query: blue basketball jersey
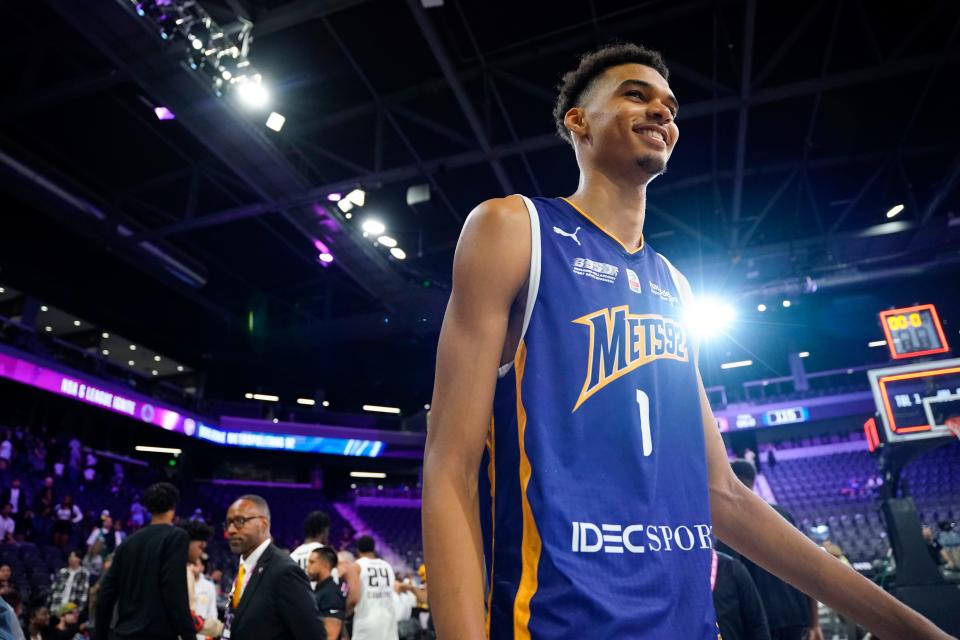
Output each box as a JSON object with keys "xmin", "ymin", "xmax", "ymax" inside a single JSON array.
[{"xmin": 478, "ymin": 196, "xmax": 717, "ymax": 639}]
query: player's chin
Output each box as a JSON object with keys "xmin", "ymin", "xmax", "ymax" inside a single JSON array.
[{"xmin": 635, "ymin": 153, "xmax": 668, "ymax": 176}]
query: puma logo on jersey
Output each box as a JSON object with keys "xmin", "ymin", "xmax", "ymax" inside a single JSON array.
[
  {"xmin": 572, "ymin": 306, "xmax": 689, "ymax": 411},
  {"xmin": 553, "ymin": 225, "xmax": 582, "ymax": 245}
]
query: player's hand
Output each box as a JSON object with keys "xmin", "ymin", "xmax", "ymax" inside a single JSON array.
[{"xmin": 806, "ymin": 625, "xmax": 824, "ymax": 640}]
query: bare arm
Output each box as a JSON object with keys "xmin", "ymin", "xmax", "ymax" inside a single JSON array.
[
  {"xmin": 344, "ymin": 562, "xmax": 360, "ymax": 616},
  {"xmin": 422, "ymin": 196, "xmax": 531, "ymax": 640},
  {"xmin": 699, "ymin": 377, "xmax": 951, "ymax": 639}
]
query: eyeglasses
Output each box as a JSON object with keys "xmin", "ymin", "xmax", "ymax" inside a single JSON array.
[{"xmin": 222, "ymin": 515, "xmax": 267, "ymax": 531}]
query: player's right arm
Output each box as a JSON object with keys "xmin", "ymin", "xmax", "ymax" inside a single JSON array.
[{"xmin": 423, "ymin": 195, "xmax": 532, "ymax": 640}]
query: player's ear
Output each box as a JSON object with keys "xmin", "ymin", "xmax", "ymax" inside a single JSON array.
[{"xmin": 564, "ymin": 107, "xmax": 588, "ymax": 140}]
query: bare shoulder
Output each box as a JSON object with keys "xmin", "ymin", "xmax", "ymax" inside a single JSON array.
[{"xmin": 453, "ymin": 195, "xmax": 531, "ymax": 295}]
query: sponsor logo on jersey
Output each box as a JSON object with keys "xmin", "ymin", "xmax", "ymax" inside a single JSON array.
[
  {"xmin": 553, "ymin": 225, "xmax": 582, "ymax": 245},
  {"xmin": 572, "ymin": 306, "xmax": 689, "ymax": 411},
  {"xmin": 648, "ymin": 281, "xmax": 679, "ymax": 305},
  {"xmin": 572, "ymin": 521, "xmax": 712, "ymax": 554},
  {"xmin": 625, "ymin": 268, "xmax": 641, "ymax": 293},
  {"xmin": 572, "ymin": 257, "xmax": 618, "ymax": 284}
]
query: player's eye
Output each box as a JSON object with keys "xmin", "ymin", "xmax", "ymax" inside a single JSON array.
[{"xmin": 626, "ymin": 90, "xmax": 645, "ymax": 99}]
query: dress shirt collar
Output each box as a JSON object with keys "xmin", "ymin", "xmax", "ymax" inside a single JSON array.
[{"xmin": 240, "ymin": 537, "xmax": 271, "ymax": 573}]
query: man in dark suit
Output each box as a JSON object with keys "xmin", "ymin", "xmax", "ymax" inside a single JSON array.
[
  {"xmin": 224, "ymin": 494, "xmax": 325, "ymax": 640},
  {"xmin": 0, "ymin": 479, "xmax": 28, "ymax": 521},
  {"xmin": 93, "ymin": 482, "xmax": 198, "ymax": 640}
]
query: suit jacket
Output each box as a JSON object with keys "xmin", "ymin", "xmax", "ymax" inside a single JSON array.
[
  {"xmin": 0, "ymin": 488, "xmax": 27, "ymax": 516},
  {"xmin": 229, "ymin": 543, "xmax": 325, "ymax": 640},
  {"xmin": 93, "ymin": 524, "xmax": 197, "ymax": 640}
]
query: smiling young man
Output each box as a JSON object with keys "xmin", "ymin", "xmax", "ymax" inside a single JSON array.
[{"xmin": 422, "ymin": 43, "xmax": 951, "ymax": 639}]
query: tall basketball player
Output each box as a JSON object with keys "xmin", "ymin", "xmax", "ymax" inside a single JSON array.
[
  {"xmin": 422, "ymin": 43, "xmax": 951, "ymax": 639},
  {"xmin": 345, "ymin": 536, "xmax": 399, "ymax": 640}
]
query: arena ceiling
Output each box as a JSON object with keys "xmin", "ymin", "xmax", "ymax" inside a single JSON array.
[{"xmin": 1, "ymin": 0, "xmax": 959, "ymax": 411}]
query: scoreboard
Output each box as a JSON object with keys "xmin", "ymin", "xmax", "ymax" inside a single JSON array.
[
  {"xmin": 868, "ymin": 357, "xmax": 960, "ymax": 444},
  {"xmin": 878, "ymin": 304, "xmax": 949, "ymax": 360}
]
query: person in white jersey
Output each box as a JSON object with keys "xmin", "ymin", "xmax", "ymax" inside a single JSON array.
[
  {"xmin": 345, "ymin": 536, "xmax": 398, "ymax": 640},
  {"xmin": 289, "ymin": 511, "xmax": 332, "ymax": 587}
]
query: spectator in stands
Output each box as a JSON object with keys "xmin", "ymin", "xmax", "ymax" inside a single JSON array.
[
  {"xmin": 48, "ymin": 551, "xmax": 90, "ymax": 617},
  {"xmin": 922, "ymin": 525, "xmax": 950, "ymax": 568},
  {"xmin": 93, "ymin": 481, "xmax": 197, "ymax": 640},
  {"xmin": 0, "ymin": 587, "xmax": 24, "ymax": 640},
  {"xmin": 0, "ymin": 480, "xmax": 26, "ymax": 522},
  {"xmin": 52, "ymin": 459, "xmax": 65, "ymax": 481},
  {"xmin": 766, "ymin": 448, "xmax": 777, "ymax": 469},
  {"xmin": 68, "ymin": 438, "xmax": 82, "ymax": 483},
  {"xmin": 27, "ymin": 443, "xmax": 45, "ymax": 475},
  {"xmin": 14, "ymin": 511, "xmax": 33, "ymax": 544},
  {"xmin": 0, "ymin": 505, "xmax": 15, "ymax": 544},
  {"xmin": 720, "ymin": 461, "xmax": 823, "ymax": 640},
  {"xmin": 47, "ymin": 603, "xmax": 81, "ymax": 640},
  {"xmin": 712, "ymin": 549, "xmax": 770, "ymax": 640},
  {"xmin": 25, "ymin": 606, "xmax": 49, "ymax": 640},
  {"xmin": 86, "ymin": 553, "xmax": 112, "ymax": 639},
  {"xmin": 128, "ymin": 495, "xmax": 146, "ymax": 530},
  {"xmin": 0, "ymin": 462, "xmax": 10, "ymax": 490},
  {"xmin": 938, "ymin": 521, "xmax": 960, "ymax": 569},
  {"xmin": 110, "ymin": 517, "xmax": 127, "ymax": 550},
  {"xmin": 83, "ymin": 539, "xmax": 105, "ymax": 577},
  {"xmin": 0, "ymin": 431, "xmax": 12, "ymax": 465},
  {"xmin": 191, "ymin": 558, "xmax": 218, "ymax": 640},
  {"xmin": 188, "ymin": 508, "xmax": 205, "ymax": 524},
  {"xmin": 86, "ymin": 512, "xmax": 111, "ymax": 552},
  {"xmin": 51, "ymin": 496, "xmax": 82, "ymax": 549},
  {"xmin": 181, "ymin": 520, "xmax": 221, "ymax": 639},
  {"xmin": 0, "ymin": 566, "xmax": 11, "ymax": 592},
  {"xmin": 208, "ymin": 567, "xmax": 224, "ymax": 598},
  {"xmin": 306, "ymin": 546, "xmax": 345, "ymax": 640}
]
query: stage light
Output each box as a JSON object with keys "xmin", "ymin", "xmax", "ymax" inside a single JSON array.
[
  {"xmin": 265, "ymin": 112, "xmax": 285, "ymax": 132},
  {"xmin": 244, "ymin": 393, "xmax": 253, "ymax": 399},
  {"xmin": 176, "ymin": 365, "xmax": 184, "ymax": 372},
  {"xmin": 272, "ymin": 418, "xmax": 279, "ymax": 423},
  {"xmin": 868, "ymin": 340, "xmax": 887, "ymax": 348},
  {"xmin": 191, "ymin": 37, "xmax": 203, "ymax": 50},
  {"xmin": 151, "ymin": 370, "xmax": 159, "ymax": 376},
  {"xmin": 322, "ymin": 400, "xmax": 330, "ymax": 407},
  {"xmin": 782, "ymin": 300, "xmax": 792, "ymax": 308},
  {"xmin": 424, "ymin": 403, "xmax": 431, "ymax": 410},
  {"xmin": 44, "ymin": 326, "xmax": 52, "ymax": 332},
  {"xmin": 345, "ymin": 212, "xmax": 352, "ymax": 219},
  {"xmin": 102, "ymin": 350, "xmax": 109, "ymax": 356},
  {"xmin": 297, "ymin": 398, "xmax": 316, "ymax": 406},
  {"xmin": 362, "ymin": 219, "xmax": 385, "ymax": 235},
  {"xmin": 684, "ymin": 297, "xmax": 736, "ymax": 338},
  {"xmin": 153, "ymin": 106, "xmax": 176, "ymax": 121},
  {"xmin": 128, "ymin": 360, "xmax": 135, "ymax": 366},
  {"xmin": 346, "ymin": 188, "xmax": 365, "ymax": 207},
  {"xmin": 757, "ymin": 303, "xmax": 767, "ymax": 312},
  {"xmin": 799, "ymin": 351, "xmax": 810, "ymax": 358},
  {"xmin": 363, "ymin": 404, "xmax": 401, "ymax": 414},
  {"xmin": 40, "ymin": 306, "xmax": 48, "ymax": 312},
  {"xmin": 102, "ymin": 332, "xmax": 110, "ymax": 339},
  {"xmin": 154, "ymin": 355, "xmax": 161, "ymax": 362},
  {"xmin": 350, "ymin": 471, "xmax": 386, "ymax": 478},
  {"xmin": 885, "ymin": 204, "xmax": 905, "ymax": 219},
  {"xmin": 720, "ymin": 360, "xmax": 753, "ymax": 369},
  {"xmin": 0, "ymin": 288, "xmax": 4, "ymax": 294},
  {"xmin": 390, "ymin": 247, "xmax": 406, "ymax": 260},
  {"xmin": 252, "ymin": 393, "xmax": 279, "ymax": 402},
  {"xmin": 129, "ymin": 345, "xmax": 137, "ymax": 351},
  {"xmin": 377, "ymin": 236, "xmax": 397, "ymax": 248},
  {"xmin": 337, "ymin": 199, "xmax": 354, "ymax": 213},
  {"xmin": 327, "ymin": 193, "xmax": 342, "ymax": 202},
  {"xmin": 318, "ymin": 252, "xmax": 334, "ymax": 263},
  {"xmin": 237, "ymin": 80, "xmax": 269, "ymax": 108}
]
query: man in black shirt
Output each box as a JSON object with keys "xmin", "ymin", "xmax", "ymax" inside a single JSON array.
[
  {"xmin": 308, "ymin": 546, "xmax": 345, "ymax": 640},
  {"xmin": 94, "ymin": 482, "xmax": 197, "ymax": 640},
  {"xmin": 712, "ymin": 549, "xmax": 771, "ymax": 640}
]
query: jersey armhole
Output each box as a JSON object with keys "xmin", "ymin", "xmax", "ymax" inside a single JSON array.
[{"xmin": 497, "ymin": 195, "xmax": 541, "ymax": 378}]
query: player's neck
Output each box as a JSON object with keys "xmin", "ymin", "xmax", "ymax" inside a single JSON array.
[{"xmin": 567, "ymin": 168, "xmax": 648, "ymax": 251}]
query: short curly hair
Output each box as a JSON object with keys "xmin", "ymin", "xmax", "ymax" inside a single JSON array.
[
  {"xmin": 553, "ymin": 43, "xmax": 670, "ymax": 146},
  {"xmin": 143, "ymin": 482, "xmax": 180, "ymax": 515}
]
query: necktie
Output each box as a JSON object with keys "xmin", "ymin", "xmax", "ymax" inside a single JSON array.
[{"xmin": 232, "ymin": 564, "xmax": 246, "ymax": 609}]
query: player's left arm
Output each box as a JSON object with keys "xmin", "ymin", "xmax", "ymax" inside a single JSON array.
[{"xmin": 698, "ymin": 371, "xmax": 952, "ymax": 639}]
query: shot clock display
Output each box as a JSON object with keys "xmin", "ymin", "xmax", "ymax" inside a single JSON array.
[{"xmin": 878, "ymin": 304, "xmax": 949, "ymax": 360}]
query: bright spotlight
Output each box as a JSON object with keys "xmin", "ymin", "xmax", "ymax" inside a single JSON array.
[
  {"xmin": 265, "ymin": 112, "xmax": 285, "ymax": 132},
  {"xmin": 885, "ymin": 204, "xmax": 905, "ymax": 219},
  {"xmin": 237, "ymin": 81, "xmax": 269, "ymax": 108},
  {"xmin": 102, "ymin": 332, "xmax": 110, "ymax": 339},
  {"xmin": 757, "ymin": 303, "xmax": 767, "ymax": 312},
  {"xmin": 362, "ymin": 219, "xmax": 386, "ymax": 235},
  {"xmin": 346, "ymin": 188, "xmax": 365, "ymax": 207},
  {"xmin": 782, "ymin": 299, "xmax": 792, "ymax": 308},
  {"xmin": 318, "ymin": 252, "xmax": 334, "ymax": 263},
  {"xmin": 377, "ymin": 236, "xmax": 397, "ymax": 248},
  {"xmin": 337, "ymin": 199, "xmax": 354, "ymax": 213},
  {"xmin": 390, "ymin": 247, "xmax": 407, "ymax": 260},
  {"xmin": 684, "ymin": 297, "xmax": 736, "ymax": 338}
]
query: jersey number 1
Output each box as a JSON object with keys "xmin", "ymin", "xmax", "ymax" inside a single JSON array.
[{"xmin": 637, "ymin": 389, "xmax": 652, "ymax": 457}]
